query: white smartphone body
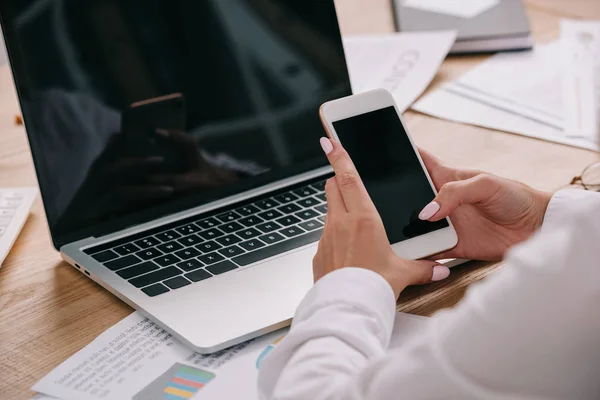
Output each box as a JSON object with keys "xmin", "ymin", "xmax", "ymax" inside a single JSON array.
[{"xmin": 319, "ymin": 88, "xmax": 458, "ymax": 260}]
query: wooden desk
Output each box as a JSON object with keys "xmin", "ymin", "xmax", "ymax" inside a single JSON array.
[{"xmin": 1, "ymin": 1, "xmax": 599, "ymax": 398}]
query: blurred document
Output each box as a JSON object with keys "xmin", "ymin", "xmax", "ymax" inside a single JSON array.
[
  {"xmin": 343, "ymin": 31, "xmax": 456, "ymax": 112},
  {"xmin": 32, "ymin": 312, "xmax": 430, "ymax": 400},
  {"xmin": 561, "ymin": 20, "xmax": 600, "ymax": 144},
  {"xmin": 402, "ymin": 0, "xmax": 499, "ymax": 18},
  {"xmin": 412, "ymin": 41, "xmax": 599, "ymax": 151}
]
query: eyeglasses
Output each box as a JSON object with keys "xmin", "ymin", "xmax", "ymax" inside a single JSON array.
[{"xmin": 570, "ymin": 161, "xmax": 600, "ymax": 191}]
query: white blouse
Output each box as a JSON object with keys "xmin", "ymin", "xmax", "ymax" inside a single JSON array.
[{"xmin": 258, "ymin": 190, "xmax": 600, "ymax": 400}]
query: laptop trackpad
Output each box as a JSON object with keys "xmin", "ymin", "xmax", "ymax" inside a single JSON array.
[{"xmin": 152, "ymin": 244, "xmax": 317, "ymax": 353}]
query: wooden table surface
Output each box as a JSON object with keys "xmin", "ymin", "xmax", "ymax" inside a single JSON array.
[{"xmin": 1, "ymin": 1, "xmax": 599, "ymax": 398}]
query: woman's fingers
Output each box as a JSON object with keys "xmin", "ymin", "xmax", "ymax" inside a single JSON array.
[
  {"xmin": 396, "ymin": 260, "xmax": 450, "ymax": 287},
  {"xmin": 419, "ymin": 174, "xmax": 499, "ymax": 222},
  {"xmin": 320, "ymin": 137, "xmax": 373, "ymax": 213},
  {"xmin": 325, "ymin": 177, "xmax": 346, "ymax": 215}
]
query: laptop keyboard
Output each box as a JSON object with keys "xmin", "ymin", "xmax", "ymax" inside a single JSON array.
[{"xmin": 84, "ymin": 178, "xmax": 328, "ymax": 297}]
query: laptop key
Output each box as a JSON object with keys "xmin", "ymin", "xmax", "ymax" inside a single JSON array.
[
  {"xmin": 117, "ymin": 261, "xmax": 160, "ymax": 279},
  {"xmin": 256, "ymin": 221, "xmax": 283, "ymax": 233},
  {"xmin": 177, "ymin": 258, "xmax": 204, "ymax": 272},
  {"xmin": 134, "ymin": 237, "xmax": 160, "ymax": 249},
  {"xmin": 299, "ymin": 219, "xmax": 324, "ymax": 232},
  {"xmin": 318, "ymin": 216, "xmax": 326, "ymax": 223},
  {"xmin": 259, "ymin": 232, "xmax": 286, "ymax": 245},
  {"xmin": 218, "ymin": 245, "xmax": 245, "ymax": 258},
  {"xmin": 137, "ymin": 248, "xmax": 163, "ymax": 260},
  {"xmin": 198, "ymin": 252, "xmax": 225, "ymax": 265},
  {"xmin": 199, "ymin": 228, "xmax": 225, "ymax": 241},
  {"xmin": 163, "ymin": 276, "xmax": 192, "ymax": 290},
  {"xmin": 153, "ymin": 254, "xmax": 181, "ymax": 267},
  {"xmin": 176, "ymin": 224, "xmax": 201, "ymax": 236},
  {"xmin": 142, "ymin": 283, "xmax": 170, "ymax": 297},
  {"xmin": 92, "ymin": 249, "xmax": 119, "ymax": 263},
  {"xmin": 257, "ymin": 209, "xmax": 283, "ymax": 221},
  {"xmin": 316, "ymin": 193, "xmax": 327, "ymax": 202},
  {"xmin": 155, "ymin": 230, "xmax": 182, "ymax": 242},
  {"xmin": 174, "ymin": 248, "xmax": 201, "ymax": 260},
  {"xmin": 177, "ymin": 234, "xmax": 203, "ymax": 247},
  {"xmin": 195, "ymin": 241, "xmax": 222, "ymax": 254},
  {"xmin": 297, "ymin": 197, "xmax": 319, "ymax": 208},
  {"xmin": 238, "ymin": 228, "xmax": 261, "ymax": 240},
  {"xmin": 130, "ymin": 266, "xmax": 181, "ymax": 288},
  {"xmin": 216, "ymin": 211, "xmax": 241, "ymax": 223},
  {"xmin": 278, "ymin": 204, "xmax": 301, "ymax": 214},
  {"xmin": 206, "ymin": 260, "xmax": 238, "ymax": 275},
  {"xmin": 255, "ymin": 198, "xmax": 280, "ymax": 210},
  {"xmin": 274, "ymin": 192, "xmax": 299, "ymax": 204},
  {"xmin": 280, "ymin": 226, "xmax": 305, "ymax": 238},
  {"xmin": 156, "ymin": 241, "xmax": 184, "ymax": 254},
  {"xmin": 106, "ymin": 254, "xmax": 142, "ymax": 271},
  {"xmin": 293, "ymin": 186, "xmax": 317, "ymax": 198},
  {"xmin": 114, "ymin": 243, "xmax": 140, "ymax": 256},
  {"xmin": 196, "ymin": 217, "xmax": 219, "ymax": 230},
  {"xmin": 239, "ymin": 239, "xmax": 266, "ymax": 252},
  {"xmin": 219, "ymin": 221, "xmax": 244, "ymax": 233},
  {"xmin": 315, "ymin": 204, "xmax": 328, "ymax": 214},
  {"xmin": 233, "ymin": 229, "xmax": 323, "ymax": 266},
  {"xmin": 185, "ymin": 268, "xmax": 213, "ymax": 282},
  {"xmin": 295, "ymin": 209, "xmax": 320, "ymax": 220},
  {"xmin": 236, "ymin": 205, "xmax": 260, "ymax": 216},
  {"xmin": 311, "ymin": 180, "xmax": 327, "ymax": 191},
  {"xmin": 216, "ymin": 234, "xmax": 242, "ymax": 246},
  {"xmin": 238, "ymin": 216, "xmax": 264, "ymax": 227},
  {"xmin": 276, "ymin": 215, "xmax": 301, "ymax": 227}
]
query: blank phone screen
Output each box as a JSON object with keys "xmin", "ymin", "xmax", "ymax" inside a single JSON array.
[{"xmin": 332, "ymin": 106, "xmax": 449, "ymax": 244}]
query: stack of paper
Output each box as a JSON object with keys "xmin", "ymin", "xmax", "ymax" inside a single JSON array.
[
  {"xmin": 411, "ymin": 20, "xmax": 600, "ymax": 152},
  {"xmin": 343, "ymin": 31, "xmax": 456, "ymax": 112}
]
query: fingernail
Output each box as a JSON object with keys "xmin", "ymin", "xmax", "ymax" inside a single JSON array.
[
  {"xmin": 431, "ymin": 265, "xmax": 450, "ymax": 282},
  {"xmin": 155, "ymin": 128, "xmax": 170, "ymax": 137},
  {"xmin": 320, "ymin": 137, "xmax": 333, "ymax": 155},
  {"xmin": 419, "ymin": 201, "xmax": 440, "ymax": 220}
]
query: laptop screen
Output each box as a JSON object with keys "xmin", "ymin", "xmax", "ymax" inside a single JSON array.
[{"xmin": 0, "ymin": 0, "xmax": 351, "ymax": 248}]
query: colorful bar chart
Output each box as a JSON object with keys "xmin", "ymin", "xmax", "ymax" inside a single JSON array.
[
  {"xmin": 163, "ymin": 365, "xmax": 215, "ymax": 399},
  {"xmin": 133, "ymin": 363, "xmax": 215, "ymax": 400}
]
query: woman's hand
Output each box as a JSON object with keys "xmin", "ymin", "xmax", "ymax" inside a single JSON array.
[
  {"xmin": 313, "ymin": 138, "xmax": 450, "ymax": 299},
  {"xmin": 418, "ymin": 149, "xmax": 552, "ymax": 261}
]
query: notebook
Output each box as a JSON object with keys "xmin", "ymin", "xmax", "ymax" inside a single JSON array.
[{"xmin": 393, "ymin": 0, "xmax": 533, "ymax": 54}]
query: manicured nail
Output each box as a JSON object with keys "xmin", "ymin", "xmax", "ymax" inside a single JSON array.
[
  {"xmin": 320, "ymin": 137, "xmax": 333, "ymax": 155},
  {"xmin": 419, "ymin": 201, "xmax": 440, "ymax": 220},
  {"xmin": 431, "ymin": 265, "xmax": 450, "ymax": 282}
]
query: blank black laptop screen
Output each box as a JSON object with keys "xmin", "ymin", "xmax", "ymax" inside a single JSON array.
[{"xmin": 0, "ymin": 0, "xmax": 351, "ymax": 248}]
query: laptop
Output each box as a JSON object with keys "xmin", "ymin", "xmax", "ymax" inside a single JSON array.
[{"xmin": 0, "ymin": 0, "xmax": 350, "ymax": 353}]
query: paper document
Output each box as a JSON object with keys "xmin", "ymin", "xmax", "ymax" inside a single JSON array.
[
  {"xmin": 32, "ymin": 311, "xmax": 430, "ymax": 400},
  {"xmin": 561, "ymin": 20, "xmax": 600, "ymax": 144},
  {"xmin": 412, "ymin": 40, "xmax": 599, "ymax": 151},
  {"xmin": 402, "ymin": 0, "xmax": 499, "ymax": 18},
  {"xmin": 343, "ymin": 31, "xmax": 456, "ymax": 113}
]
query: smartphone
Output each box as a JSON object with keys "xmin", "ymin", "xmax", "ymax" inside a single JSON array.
[
  {"xmin": 319, "ymin": 88, "xmax": 458, "ymax": 260},
  {"xmin": 121, "ymin": 93, "xmax": 187, "ymax": 172}
]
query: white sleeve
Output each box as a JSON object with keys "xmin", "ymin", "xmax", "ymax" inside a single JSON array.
[{"xmin": 257, "ymin": 190, "xmax": 600, "ymax": 400}]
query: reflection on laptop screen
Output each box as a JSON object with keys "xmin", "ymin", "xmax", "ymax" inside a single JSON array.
[{"xmin": 1, "ymin": 0, "xmax": 351, "ymax": 246}]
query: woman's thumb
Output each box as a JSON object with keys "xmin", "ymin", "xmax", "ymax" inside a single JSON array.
[{"xmin": 418, "ymin": 174, "xmax": 497, "ymax": 222}]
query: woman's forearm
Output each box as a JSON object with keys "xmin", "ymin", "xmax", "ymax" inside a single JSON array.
[{"xmin": 258, "ymin": 190, "xmax": 600, "ymax": 400}]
